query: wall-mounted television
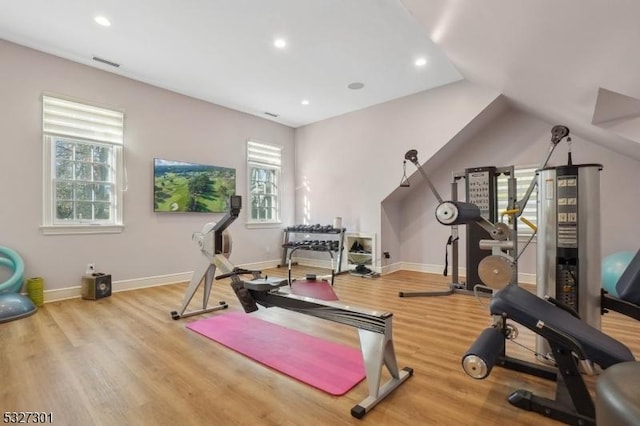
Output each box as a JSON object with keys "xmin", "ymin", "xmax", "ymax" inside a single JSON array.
[{"xmin": 153, "ymin": 158, "xmax": 236, "ymax": 213}]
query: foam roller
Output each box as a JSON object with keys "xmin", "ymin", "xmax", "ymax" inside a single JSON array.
[
  {"xmin": 462, "ymin": 327, "xmax": 505, "ymax": 379},
  {"xmin": 435, "ymin": 201, "xmax": 482, "ymax": 225}
]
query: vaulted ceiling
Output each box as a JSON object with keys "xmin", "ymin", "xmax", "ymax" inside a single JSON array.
[{"xmin": 2, "ymin": 0, "xmax": 640, "ymax": 158}]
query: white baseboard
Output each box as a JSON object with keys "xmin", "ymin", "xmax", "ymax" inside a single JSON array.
[
  {"xmin": 380, "ymin": 262, "xmax": 402, "ymax": 275},
  {"xmin": 41, "ymin": 259, "xmax": 535, "ymax": 303},
  {"xmin": 42, "ymin": 260, "xmax": 284, "ymax": 304},
  {"xmin": 240, "ymin": 259, "xmax": 281, "ymax": 271},
  {"xmin": 517, "ymin": 272, "xmax": 536, "ymax": 285},
  {"xmin": 293, "ymin": 256, "xmax": 382, "ymax": 273},
  {"xmin": 381, "ymin": 261, "xmax": 536, "ymax": 285},
  {"xmin": 395, "ymin": 262, "xmax": 457, "ymax": 275},
  {"xmin": 43, "ymin": 271, "xmax": 194, "ymax": 303}
]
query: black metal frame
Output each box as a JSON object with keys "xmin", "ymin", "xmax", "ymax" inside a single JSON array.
[
  {"xmin": 286, "ymin": 245, "xmax": 336, "ymax": 286},
  {"xmin": 602, "ymin": 290, "xmax": 640, "ymax": 321},
  {"xmin": 493, "ymin": 317, "xmax": 596, "ymax": 425},
  {"xmin": 491, "ymin": 316, "xmax": 557, "ymax": 380}
]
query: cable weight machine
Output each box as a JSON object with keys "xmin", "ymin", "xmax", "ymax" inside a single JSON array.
[
  {"xmin": 398, "ymin": 160, "xmax": 517, "ymax": 297},
  {"xmin": 398, "ymin": 125, "xmax": 571, "ymax": 297}
]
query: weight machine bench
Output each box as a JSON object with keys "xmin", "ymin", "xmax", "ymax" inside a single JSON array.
[{"xmin": 463, "ymin": 283, "xmax": 636, "ymax": 425}]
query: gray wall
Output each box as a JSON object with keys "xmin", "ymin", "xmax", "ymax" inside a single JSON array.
[
  {"xmin": 0, "ymin": 40, "xmax": 295, "ymax": 291},
  {"xmin": 293, "ymin": 79, "xmax": 501, "ymax": 268}
]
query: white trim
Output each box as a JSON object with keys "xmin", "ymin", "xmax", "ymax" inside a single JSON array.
[
  {"xmin": 395, "ymin": 261, "xmax": 453, "ymax": 275},
  {"xmin": 245, "ymin": 222, "xmax": 282, "ymax": 229},
  {"xmin": 294, "ymin": 256, "xmax": 382, "ymax": 274},
  {"xmin": 237, "ymin": 259, "xmax": 281, "ymax": 271},
  {"xmin": 37, "ymin": 260, "xmax": 536, "ymax": 304},
  {"xmin": 380, "ymin": 262, "xmax": 404, "ymax": 275},
  {"xmin": 42, "ymin": 272, "xmax": 193, "ymax": 302},
  {"xmin": 39, "ymin": 261, "xmax": 282, "ymax": 303},
  {"xmin": 379, "ymin": 261, "xmax": 536, "ymax": 284},
  {"xmin": 41, "ymin": 224, "xmax": 124, "ymax": 235},
  {"xmin": 112, "ymin": 272, "xmax": 193, "ymax": 291},
  {"xmin": 515, "ymin": 271, "xmax": 536, "ymax": 285}
]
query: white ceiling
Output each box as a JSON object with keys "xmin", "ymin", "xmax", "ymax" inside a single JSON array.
[
  {"xmin": 0, "ymin": 0, "xmax": 462, "ymax": 128},
  {"xmin": 2, "ymin": 0, "xmax": 640, "ymax": 157}
]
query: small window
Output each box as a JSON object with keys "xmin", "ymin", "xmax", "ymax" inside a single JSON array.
[
  {"xmin": 247, "ymin": 140, "xmax": 282, "ymax": 226},
  {"xmin": 497, "ymin": 167, "xmax": 537, "ymax": 237},
  {"xmin": 42, "ymin": 95, "xmax": 125, "ymax": 234}
]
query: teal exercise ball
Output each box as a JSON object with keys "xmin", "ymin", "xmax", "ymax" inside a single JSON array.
[{"xmin": 602, "ymin": 251, "xmax": 636, "ymax": 297}]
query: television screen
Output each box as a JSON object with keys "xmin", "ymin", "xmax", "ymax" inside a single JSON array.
[{"xmin": 153, "ymin": 158, "xmax": 236, "ymax": 213}]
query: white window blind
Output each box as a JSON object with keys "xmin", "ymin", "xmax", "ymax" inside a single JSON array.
[
  {"xmin": 248, "ymin": 141, "xmax": 282, "ymax": 167},
  {"xmin": 497, "ymin": 167, "xmax": 537, "ymax": 236},
  {"xmin": 43, "ymin": 96, "xmax": 124, "ymax": 144}
]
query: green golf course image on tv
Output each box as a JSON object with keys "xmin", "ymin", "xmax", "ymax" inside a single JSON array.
[{"xmin": 153, "ymin": 158, "xmax": 236, "ymax": 213}]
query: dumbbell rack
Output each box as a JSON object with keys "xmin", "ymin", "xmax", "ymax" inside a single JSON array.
[{"xmin": 279, "ymin": 225, "xmax": 346, "ymax": 273}]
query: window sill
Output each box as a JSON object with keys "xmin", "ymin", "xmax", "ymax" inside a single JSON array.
[
  {"xmin": 246, "ymin": 222, "xmax": 282, "ymax": 230},
  {"xmin": 41, "ymin": 224, "xmax": 124, "ymax": 235}
]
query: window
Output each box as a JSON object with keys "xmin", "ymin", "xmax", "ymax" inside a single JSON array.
[
  {"xmin": 42, "ymin": 95, "xmax": 125, "ymax": 234},
  {"xmin": 247, "ymin": 140, "xmax": 282, "ymax": 225},
  {"xmin": 497, "ymin": 167, "xmax": 537, "ymax": 237}
]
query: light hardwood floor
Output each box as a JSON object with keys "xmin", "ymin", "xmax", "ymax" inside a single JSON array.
[{"xmin": 1, "ymin": 267, "xmax": 638, "ymax": 425}]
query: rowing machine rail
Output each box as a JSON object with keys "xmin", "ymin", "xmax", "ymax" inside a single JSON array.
[{"xmin": 238, "ymin": 277, "xmax": 413, "ymax": 419}]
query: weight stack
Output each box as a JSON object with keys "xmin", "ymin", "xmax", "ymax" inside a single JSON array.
[{"xmin": 81, "ymin": 273, "xmax": 112, "ymax": 300}]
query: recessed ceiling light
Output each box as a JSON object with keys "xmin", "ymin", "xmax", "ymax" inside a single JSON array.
[
  {"xmin": 348, "ymin": 82, "xmax": 365, "ymax": 90},
  {"xmin": 415, "ymin": 57, "xmax": 427, "ymax": 67},
  {"xmin": 274, "ymin": 38, "xmax": 287, "ymax": 49},
  {"xmin": 301, "ymin": 99, "xmax": 310, "ymax": 106},
  {"xmin": 94, "ymin": 16, "xmax": 111, "ymax": 27}
]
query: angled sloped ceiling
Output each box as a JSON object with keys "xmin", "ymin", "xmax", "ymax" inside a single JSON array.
[{"xmin": 592, "ymin": 88, "xmax": 640, "ymax": 144}]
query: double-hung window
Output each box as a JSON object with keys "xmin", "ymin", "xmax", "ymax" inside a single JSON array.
[
  {"xmin": 497, "ymin": 167, "xmax": 538, "ymax": 237},
  {"xmin": 42, "ymin": 95, "xmax": 125, "ymax": 234},
  {"xmin": 247, "ymin": 140, "xmax": 282, "ymax": 226}
]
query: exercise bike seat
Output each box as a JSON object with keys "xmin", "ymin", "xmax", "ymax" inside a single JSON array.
[{"xmin": 491, "ymin": 284, "xmax": 635, "ymax": 368}]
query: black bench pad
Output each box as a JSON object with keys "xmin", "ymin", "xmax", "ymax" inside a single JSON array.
[{"xmin": 491, "ymin": 284, "xmax": 635, "ymax": 368}]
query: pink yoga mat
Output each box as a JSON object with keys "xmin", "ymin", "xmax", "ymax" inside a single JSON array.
[
  {"xmin": 186, "ymin": 312, "xmax": 365, "ymax": 395},
  {"xmin": 290, "ymin": 280, "xmax": 339, "ymax": 301}
]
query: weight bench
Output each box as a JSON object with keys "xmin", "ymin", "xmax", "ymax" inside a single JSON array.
[{"xmin": 462, "ymin": 283, "xmax": 636, "ymax": 425}]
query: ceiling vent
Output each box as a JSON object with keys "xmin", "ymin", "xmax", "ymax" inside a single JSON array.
[
  {"xmin": 264, "ymin": 112, "xmax": 279, "ymax": 118},
  {"xmin": 92, "ymin": 56, "xmax": 120, "ymax": 67}
]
